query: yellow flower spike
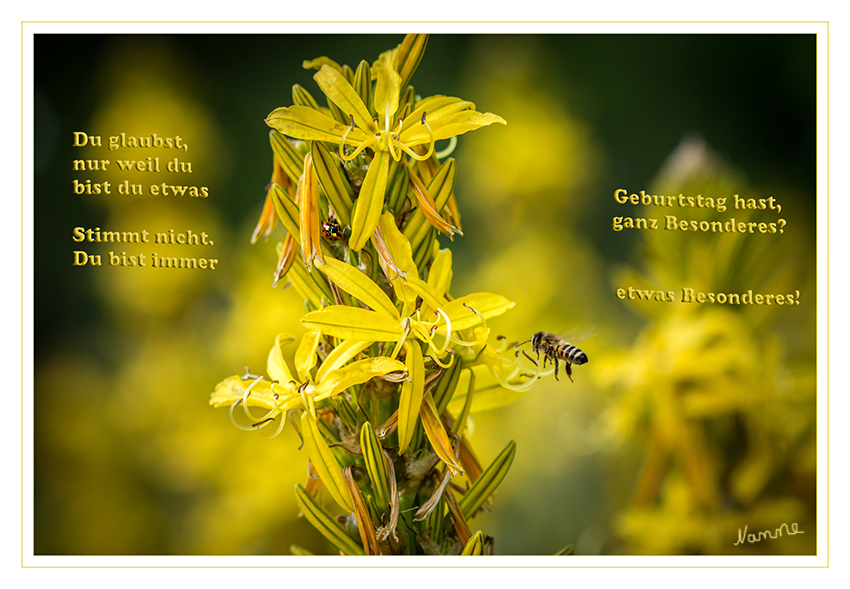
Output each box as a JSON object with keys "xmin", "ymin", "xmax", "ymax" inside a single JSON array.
[
  {"xmin": 397, "ymin": 340, "xmax": 425, "ymax": 454},
  {"xmin": 298, "ymin": 153, "xmax": 324, "ymax": 270},
  {"xmin": 302, "ymin": 306, "xmax": 404, "ymax": 342},
  {"xmin": 407, "ymin": 166, "xmax": 461, "ymax": 240},
  {"xmin": 348, "ymin": 150, "xmax": 391, "ymax": 252},
  {"xmin": 312, "ymin": 255, "xmax": 398, "ymax": 319},
  {"xmin": 294, "ymin": 329, "xmax": 322, "ymax": 382},
  {"xmin": 420, "ymin": 391, "xmax": 463, "ymax": 476},
  {"xmin": 301, "ymin": 411, "xmax": 355, "ymax": 513},
  {"xmin": 343, "ymin": 466, "xmax": 381, "ymax": 555}
]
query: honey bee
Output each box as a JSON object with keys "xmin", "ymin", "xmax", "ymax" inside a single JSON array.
[{"xmin": 517, "ymin": 331, "xmax": 589, "ymax": 382}]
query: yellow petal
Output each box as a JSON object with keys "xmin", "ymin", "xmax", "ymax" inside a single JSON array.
[
  {"xmin": 302, "ymin": 306, "xmax": 403, "ymax": 341},
  {"xmin": 316, "ymin": 340, "xmax": 371, "ymax": 383},
  {"xmin": 314, "ymin": 356, "xmax": 407, "ymax": 401},
  {"xmin": 302, "ymin": 56, "xmax": 343, "ymax": 73},
  {"xmin": 348, "ymin": 151, "xmax": 391, "ymax": 252},
  {"xmin": 373, "ymin": 49, "xmax": 401, "ymax": 122},
  {"xmin": 295, "ymin": 330, "xmax": 322, "ymax": 382},
  {"xmin": 427, "ymin": 247, "xmax": 453, "ymax": 297},
  {"xmin": 266, "ymin": 105, "xmax": 369, "ymax": 145},
  {"xmin": 210, "ymin": 375, "xmax": 281, "ymax": 409},
  {"xmin": 314, "ymin": 65, "xmax": 375, "ymax": 134},
  {"xmin": 404, "ymin": 276, "xmax": 448, "ymax": 315},
  {"xmin": 437, "ymin": 293, "xmax": 515, "ymax": 331},
  {"xmin": 399, "ymin": 96, "xmax": 475, "ymax": 136},
  {"xmin": 375, "ymin": 212, "xmax": 419, "ymax": 308},
  {"xmin": 398, "ymin": 340, "xmax": 424, "ymax": 454},
  {"xmin": 401, "ymin": 110, "xmax": 506, "ymax": 147},
  {"xmin": 267, "ymin": 333, "xmax": 296, "ymax": 385},
  {"xmin": 313, "ymin": 255, "xmax": 399, "ymax": 319},
  {"xmin": 301, "ymin": 412, "xmax": 355, "ymax": 513}
]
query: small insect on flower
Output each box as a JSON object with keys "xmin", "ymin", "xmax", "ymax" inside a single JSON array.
[
  {"xmin": 321, "ymin": 219, "xmax": 345, "ymax": 241},
  {"xmin": 517, "ymin": 331, "xmax": 589, "ymax": 382}
]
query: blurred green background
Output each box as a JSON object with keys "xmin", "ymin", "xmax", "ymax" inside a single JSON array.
[{"xmin": 33, "ymin": 33, "xmax": 816, "ymax": 555}]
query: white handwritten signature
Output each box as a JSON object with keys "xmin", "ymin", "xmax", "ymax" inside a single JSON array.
[{"xmin": 734, "ymin": 523, "xmax": 804, "ymax": 546}]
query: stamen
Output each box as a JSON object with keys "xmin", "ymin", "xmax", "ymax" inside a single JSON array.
[
  {"xmin": 229, "ymin": 400, "xmax": 260, "ymax": 431},
  {"xmin": 390, "ymin": 319, "xmax": 412, "ymax": 360},
  {"xmin": 338, "ymin": 114, "xmax": 355, "ymax": 159},
  {"xmin": 435, "ymin": 135, "xmax": 457, "ymax": 159},
  {"xmin": 431, "ymin": 308, "xmax": 452, "ymax": 356}
]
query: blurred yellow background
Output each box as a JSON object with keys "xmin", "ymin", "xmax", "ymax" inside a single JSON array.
[{"xmin": 33, "ymin": 33, "xmax": 816, "ymax": 555}]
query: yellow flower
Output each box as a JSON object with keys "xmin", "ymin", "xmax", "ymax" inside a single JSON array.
[
  {"xmin": 264, "ymin": 38, "xmax": 505, "ymax": 251},
  {"xmin": 210, "ymin": 332, "xmax": 406, "ymax": 436}
]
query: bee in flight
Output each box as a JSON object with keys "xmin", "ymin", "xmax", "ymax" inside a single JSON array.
[{"xmin": 517, "ymin": 331, "xmax": 589, "ymax": 382}]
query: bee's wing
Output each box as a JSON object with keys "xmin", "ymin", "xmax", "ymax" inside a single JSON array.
[{"xmin": 558, "ymin": 326, "xmax": 596, "ymax": 345}]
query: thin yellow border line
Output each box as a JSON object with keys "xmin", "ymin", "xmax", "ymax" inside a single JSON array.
[{"xmin": 20, "ymin": 21, "xmax": 828, "ymax": 568}]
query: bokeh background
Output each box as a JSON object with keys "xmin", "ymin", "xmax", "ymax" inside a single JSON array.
[{"xmin": 33, "ymin": 33, "xmax": 816, "ymax": 555}]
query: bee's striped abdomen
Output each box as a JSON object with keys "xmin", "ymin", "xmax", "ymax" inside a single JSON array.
[{"xmin": 557, "ymin": 342, "xmax": 588, "ymax": 365}]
